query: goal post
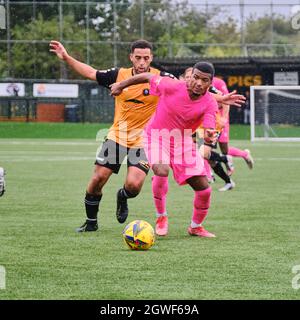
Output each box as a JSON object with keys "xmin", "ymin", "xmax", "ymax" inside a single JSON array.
[{"xmin": 250, "ymin": 85, "xmax": 300, "ymax": 142}]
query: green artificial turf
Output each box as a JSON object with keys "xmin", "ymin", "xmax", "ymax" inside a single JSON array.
[{"xmin": 0, "ymin": 139, "xmax": 300, "ymax": 299}]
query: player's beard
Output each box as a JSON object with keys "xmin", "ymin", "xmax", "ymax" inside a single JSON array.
[
  {"xmin": 134, "ymin": 66, "xmax": 149, "ymax": 74},
  {"xmin": 193, "ymin": 85, "xmax": 205, "ymax": 96},
  {"xmin": 188, "ymin": 89, "xmax": 202, "ymax": 100}
]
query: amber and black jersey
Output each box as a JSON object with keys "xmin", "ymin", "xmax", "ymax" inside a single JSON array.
[{"xmin": 96, "ymin": 68, "xmax": 173, "ymax": 148}]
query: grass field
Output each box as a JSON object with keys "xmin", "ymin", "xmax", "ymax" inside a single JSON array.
[
  {"xmin": 0, "ymin": 122, "xmax": 251, "ymax": 140},
  {"xmin": 255, "ymin": 124, "xmax": 300, "ymax": 138},
  {"xmin": 1, "ymin": 136, "xmax": 300, "ymax": 300}
]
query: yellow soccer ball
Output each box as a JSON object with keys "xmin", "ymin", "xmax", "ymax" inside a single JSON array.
[{"xmin": 122, "ymin": 220, "xmax": 155, "ymax": 250}]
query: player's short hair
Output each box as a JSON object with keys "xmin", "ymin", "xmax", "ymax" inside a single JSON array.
[
  {"xmin": 193, "ymin": 62, "xmax": 215, "ymax": 79},
  {"xmin": 130, "ymin": 40, "xmax": 153, "ymax": 53},
  {"xmin": 183, "ymin": 67, "xmax": 193, "ymax": 77}
]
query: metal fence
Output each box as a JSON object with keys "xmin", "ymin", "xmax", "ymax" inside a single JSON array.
[
  {"xmin": 1, "ymin": 1, "xmax": 300, "ymax": 79},
  {"xmin": 0, "ymin": 80, "xmax": 115, "ymax": 123}
]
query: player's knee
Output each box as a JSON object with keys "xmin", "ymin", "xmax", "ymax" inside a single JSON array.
[
  {"xmin": 152, "ymin": 165, "xmax": 169, "ymax": 177},
  {"xmin": 125, "ymin": 181, "xmax": 141, "ymax": 197},
  {"xmin": 91, "ymin": 173, "xmax": 104, "ymax": 185},
  {"xmin": 89, "ymin": 171, "xmax": 110, "ymax": 192}
]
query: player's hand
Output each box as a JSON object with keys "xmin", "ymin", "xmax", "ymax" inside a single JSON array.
[
  {"xmin": 220, "ymin": 90, "xmax": 246, "ymax": 107},
  {"xmin": 49, "ymin": 40, "xmax": 68, "ymax": 60},
  {"xmin": 204, "ymin": 128, "xmax": 220, "ymax": 146},
  {"xmin": 110, "ymin": 82, "xmax": 124, "ymax": 96}
]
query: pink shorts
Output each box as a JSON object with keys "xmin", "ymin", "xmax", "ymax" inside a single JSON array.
[
  {"xmin": 144, "ymin": 130, "xmax": 205, "ymax": 185},
  {"xmin": 218, "ymin": 122, "xmax": 230, "ymax": 143}
]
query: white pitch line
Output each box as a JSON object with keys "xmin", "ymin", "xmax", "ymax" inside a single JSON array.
[
  {"xmin": 0, "ymin": 157, "xmax": 95, "ymax": 162},
  {"xmin": 0, "ymin": 151, "xmax": 93, "ymax": 154},
  {"xmin": 246, "ymin": 144, "xmax": 300, "ymax": 148},
  {"xmin": 1, "ymin": 156, "xmax": 300, "ymax": 162},
  {"xmin": 254, "ymin": 157, "xmax": 300, "ymax": 161},
  {"xmin": 0, "ymin": 140, "xmax": 99, "ymax": 146}
]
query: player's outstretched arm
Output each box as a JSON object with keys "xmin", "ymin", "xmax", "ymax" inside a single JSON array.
[
  {"xmin": 49, "ymin": 40, "xmax": 97, "ymax": 81},
  {"xmin": 110, "ymin": 72, "xmax": 154, "ymax": 96},
  {"xmin": 214, "ymin": 90, "xmax": 246, "ymax": 107}
]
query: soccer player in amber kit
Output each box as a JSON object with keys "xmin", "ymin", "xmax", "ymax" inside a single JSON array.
[{"xmin": 50, "ymin": 39, "xmax": 173, "ymax": 231}]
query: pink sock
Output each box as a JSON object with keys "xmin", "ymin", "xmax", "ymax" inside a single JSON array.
[
  {"xmin": 152, "ymin": 176, "xmax": 169, "ymax": 215},
  {"xmin": 204, "ymin": 159, "xmax": 212, "ymax": 180},
  {"xmin": 192, "ymin": 187, "xmax": 211, "ymax": 225},
  {"xmin": 228, "ymin": 147, "xmax": 248, "ymax": 159}
]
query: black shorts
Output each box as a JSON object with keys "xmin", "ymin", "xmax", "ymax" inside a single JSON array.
[{"xmin": 95, "ymin": 139, "xmax": 150, "ymax": 174}]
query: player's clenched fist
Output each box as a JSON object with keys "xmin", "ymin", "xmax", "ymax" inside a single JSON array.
[{"xmin": 110, "ymin": 82, "xmax": 124, "ymax": 96}]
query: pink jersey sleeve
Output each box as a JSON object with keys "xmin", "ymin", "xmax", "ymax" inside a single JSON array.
[
  {"xmin": 202, "ymin": 98, "xmax": 218, "ymax": 129},
  {"xmin": 213, "ymin": 78, "xmax": 229, "ymax": 95},
  {"xmin": 149, "ymin": 75, "xmax": 178, "ymax": 96}
]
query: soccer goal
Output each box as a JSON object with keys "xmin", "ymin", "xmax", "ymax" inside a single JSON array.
[{"xmin": 250, "ymin": 85, "xmax": 300, "ymax": 141}]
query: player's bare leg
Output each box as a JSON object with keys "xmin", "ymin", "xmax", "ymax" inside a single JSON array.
[
  {"xmin": 116, "ymin": 166, "xmax": 147, "ymax": 224},
  {"xmin": 186, "ymin": 176, "xmax": 215, "ymax": 238},
  {"xmin": 76, "ymin": 165, "xmax": 113, "ymax": 232},
  {"xmin": 152, "ymin": 164, "xmax": 170, "ymax": 236}
]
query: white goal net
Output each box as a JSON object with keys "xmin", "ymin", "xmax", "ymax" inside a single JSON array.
[{"xmin": 250, "ymin": 86, "xmax": 300, "ymax": 141}]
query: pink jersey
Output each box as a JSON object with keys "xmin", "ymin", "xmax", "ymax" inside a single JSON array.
[
  {"xmin": 212, "ymin": 77, "xmax": 230, "ymax": 138},
  {"xmin": 212, "ymin": 77, "xmax": 229, "ymax": 95},
  {"xmin": 146, "ymin": 76, "xmax": 218, "ymax": 135}
]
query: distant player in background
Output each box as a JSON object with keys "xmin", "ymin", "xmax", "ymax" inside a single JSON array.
[
  {"xmin": 0, "ymin": 167, "xmax": 5, "ymax": 197},
  {"xmin": 50, "ymin": 39, "xmax": 173, "ymax": 232},
  {"xmin": 111, "ymin": 62, "xmax": 246, "ymax": 238},
  {"xmin": 243, "ymin": 90, "xmax": 251, "ymax": 124},
  {"xmin": 212, "ymin": 77, "xmax": 254, "ymax": 174}
]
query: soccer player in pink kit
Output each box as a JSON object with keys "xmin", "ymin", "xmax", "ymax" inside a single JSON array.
[
  {"xmin": 213, "ymin": 77, "xmax": 254, "ymax": 177},
  {"xmin": 111, "ymin": 62, "xmax": 246, "ymax": 238}
]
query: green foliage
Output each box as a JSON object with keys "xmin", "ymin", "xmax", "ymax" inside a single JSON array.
[
  {"xmin": 0, "ymin": 13, "xmax": 114, "ymax": 78},
  {"xmin": 1, "ymin": 1, "xmax": 299, "ymax": 78},
  {"xmin": 244, "ymin": 13, "xmax": 299, "ymax": 57}
]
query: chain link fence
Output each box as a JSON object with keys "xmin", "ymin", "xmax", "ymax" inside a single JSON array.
[{"xmin": 1, "ymin": 1, "xmax": 300, "ymax": 79}]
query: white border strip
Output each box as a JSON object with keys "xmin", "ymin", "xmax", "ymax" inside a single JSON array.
[
  {"xmin": 252, "ymin": 137, "xmax": 300, "ymax": 142},
  {"xmin": 251, "ymin": 85, "xmax": 300, "ymax": 90}
]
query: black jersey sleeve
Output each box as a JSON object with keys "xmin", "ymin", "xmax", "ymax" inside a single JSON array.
[
  {"xmin": 96, "ymin": 68, "xmax": 119, "ymax": 88},
  {"xmin": 209, "ymin": 86, "xmax": 220, "ymax": 95},
  {"xmin": 160, "ymin": 71, "xmax": 176, "ymax": 79}
]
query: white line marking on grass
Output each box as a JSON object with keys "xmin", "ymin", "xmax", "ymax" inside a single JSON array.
[
  {"xmin": 255, "ymin": 158, "xmax": 300, "ymax": 161},
  {"xmin": 227, "ymin": 143, "xmax": 300, "ymax": 148},
  {"xmin": 0, "ymin": 157, "xmax": 95, "ymax": 162},
  {"xmin": 0, "ymin": 151, "xmax": 92, "ymax": 154},
  {"xmin": 0, "ymin": 140, "xmax": 99, "ymax": 146},
  {"xmin": 1, "ymin": 156, "xmax": 300, "ymax": 162}
]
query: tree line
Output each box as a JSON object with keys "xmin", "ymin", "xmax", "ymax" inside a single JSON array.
[{"xmin": 0, "ymin": 0, "xmax": 299, "ymax": 79}]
